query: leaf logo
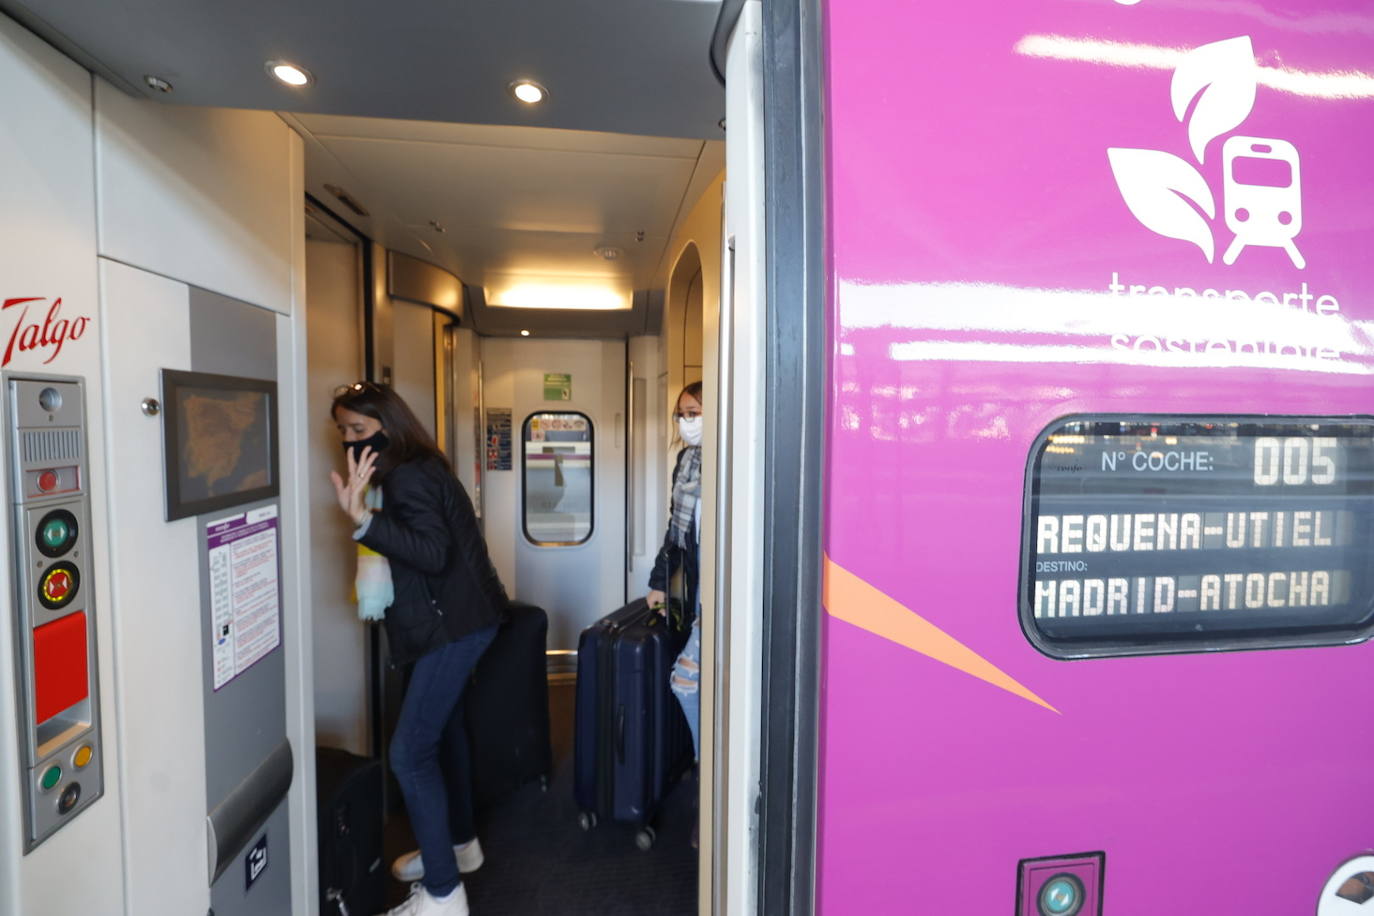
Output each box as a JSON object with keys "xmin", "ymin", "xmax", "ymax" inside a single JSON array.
[
  {"xmin": 1108, "ymin": 149, "xmax": 1216, "ymax": 262},
  {"xmin": 1171, "ymin": 36, "xmax": 1257, "ymax": 165},
  {"xmin": 1107, "ymin": 36, "xmax": 1304, "ymax": 269}
]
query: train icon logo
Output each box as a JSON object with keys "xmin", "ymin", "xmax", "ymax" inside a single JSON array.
[{"xmin": 1107, "ymin": 36, "xmax": 1306, "ymax": 269}]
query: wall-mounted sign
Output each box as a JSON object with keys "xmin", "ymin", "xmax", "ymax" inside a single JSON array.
[
  {"xmin": 1023, "ymin": 416, "xmax": 1374, "ymax": 657},
  {"xmin": 208, "ymin": 505, "xmax": 281, "ymax": 690},
  {"xmin": 486, "ymin": 407, "xmax": 512, "ymax": 471},
  {"xmin": 543, "ymin": 372, "xmax": 572, "ymax": 401}
]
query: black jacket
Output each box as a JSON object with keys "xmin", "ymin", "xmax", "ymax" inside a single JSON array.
[
  {"xmin": 649, "ymin": 447, "xmax": 699, "ymax": 617},
  {"xmin": 358, "ymin": 455, "xmax": 507, "ymax": 666}
]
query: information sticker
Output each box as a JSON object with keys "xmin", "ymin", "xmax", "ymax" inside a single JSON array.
[
  {"xmin": 1022, "ymin": 416, "xmax": 1374, "ymax": 657},
  {"xmin": 207, "ymin": 505, "xmax": 281, "ymax": 688}
]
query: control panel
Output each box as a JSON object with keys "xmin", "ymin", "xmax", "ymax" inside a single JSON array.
[{"xmin": 7, "ymin": 375, "xmax": 102, "ymax": 851}]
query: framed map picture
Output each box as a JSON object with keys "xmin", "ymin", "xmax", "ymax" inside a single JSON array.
[{"xmin": 161, "ymin": 370, "xmax": 279, "ymax": 521}]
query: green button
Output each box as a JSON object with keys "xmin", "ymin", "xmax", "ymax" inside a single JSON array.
[
  {"xmin": 40, "ymin": 765, "xmax": 61, "ymax": 791},
  {"xmin": 42, "ymin": 519, "xmax": 69, "ymax": 550}
]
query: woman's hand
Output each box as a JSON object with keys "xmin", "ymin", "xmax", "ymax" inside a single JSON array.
[
  {"xmin": 647, "ymin": 589, "xmax": 667, "ymax": 617},
  {"xmin": 330, "ymin": 446, "xmax": 377, "ymax": 527}
]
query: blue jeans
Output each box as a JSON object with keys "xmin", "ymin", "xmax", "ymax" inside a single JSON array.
[
  {"xmin": 670, "ymin": 618, "xmax": 701, "ymax": 761},
  {"xmin": 389, "ymin": 625, "xmax": 497, "ymax": 897}
]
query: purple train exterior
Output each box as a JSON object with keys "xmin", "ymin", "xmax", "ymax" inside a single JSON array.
[{"xmin": 816, "ymin": 1, "xmax": 1374, "ymax": 913}]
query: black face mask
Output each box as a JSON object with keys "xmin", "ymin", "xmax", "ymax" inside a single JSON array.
[{"xmin": 343, "ymin": 430, "xmax": 390, "ymax": 463}]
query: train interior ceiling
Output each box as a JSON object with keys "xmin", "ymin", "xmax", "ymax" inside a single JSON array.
[{"xmin": 0, "ymin": 0, "xmax": 744, "ymax": 914}]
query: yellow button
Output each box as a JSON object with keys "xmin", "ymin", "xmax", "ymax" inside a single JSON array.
[{"xmin": 73, "ymin": 745, "xmax": 92, "ymax": 769}]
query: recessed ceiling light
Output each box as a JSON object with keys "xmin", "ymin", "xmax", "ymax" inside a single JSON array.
[
  {"xmin": 520, "ymin": 330, "xmax": 531, "ymax": 337},
  {"xmin": 508, "ymin": 80, "xmax": 548, "ymax": 104},
  {"xmin": 143, "ymin": 75, "xmax": 173, "ymax": 93},
  {"xmin": 266, "ymin": 60, "xmax": 313, "ymax": 87}
]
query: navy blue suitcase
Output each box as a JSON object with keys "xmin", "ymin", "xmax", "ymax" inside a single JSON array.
[{"xmin": 574, "ymin": 598, "xmax": 692, "ymax": 850}]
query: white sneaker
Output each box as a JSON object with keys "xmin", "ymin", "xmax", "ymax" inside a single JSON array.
[
  {"xmin": 455, "ymin": 838, "xmax": 484, "ymax": 873},
  {"xmin": 391, "ymin": 839, "xmax": 485, "ymax": 882},
  {"xmin": 378, "ymin": 881, "xmax": 469, "ymax": 916}
]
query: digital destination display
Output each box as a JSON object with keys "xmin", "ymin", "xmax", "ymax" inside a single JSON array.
[{"xmin": 1023, "ymin": 416, "xmax": 1374, "ymax": 656}]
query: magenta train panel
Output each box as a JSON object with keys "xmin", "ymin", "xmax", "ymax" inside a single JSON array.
[{"xmin": 819, "ymin": 1, "xmax": 1374, "ymax": 913}]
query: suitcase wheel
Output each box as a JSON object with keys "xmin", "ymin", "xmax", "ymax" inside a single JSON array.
[
  {"xmin": 578, "ymin": 811, "xmax": 598, "ymax": 831},
  {"xmin": 635, "ymin": 826, "xmax": 656, "ymax": 852}
]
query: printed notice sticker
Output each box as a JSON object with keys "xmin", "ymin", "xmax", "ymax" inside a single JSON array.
[{"xmin": 208, "ymin": 505, "xmax": 281, "ymax": 690}]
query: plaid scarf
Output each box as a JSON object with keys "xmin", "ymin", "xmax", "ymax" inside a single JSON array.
[{"xmin": 668, "ymin": 446, "xmax": 701, "ymax": 549}]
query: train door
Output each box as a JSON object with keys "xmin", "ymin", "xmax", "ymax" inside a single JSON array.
[
  {"xmin": 811, "ymin": 1, "xmax": 1374, "ymax": 914},
  {"xmin": 480, "ymin": 337, "xmax": 626, "ymax": 651}
]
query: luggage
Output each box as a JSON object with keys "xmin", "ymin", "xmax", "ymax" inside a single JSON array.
[
  {"xmin": 464, "ymin": 600, "xmax": 553, "ymax": 810},
  {"xmin": 574, "ymin": 598, "xmax": 692, "ymax": 850},
  {"xmin": 316, "ymin": 746, "xmax": 385, "ymax": 916}
]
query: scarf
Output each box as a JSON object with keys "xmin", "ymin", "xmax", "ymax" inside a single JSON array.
[
  {"xmin": 354, "ymin": 487, "xmax": 393, "ymax": 621},
  {"xmin": 668, "ymin": 446, "xmax": 701, "ymax": 549}
]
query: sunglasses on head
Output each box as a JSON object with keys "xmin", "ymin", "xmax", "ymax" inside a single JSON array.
[{"xmin": 333, "ymin": 380, "xmax": 385, "ymax": 398}]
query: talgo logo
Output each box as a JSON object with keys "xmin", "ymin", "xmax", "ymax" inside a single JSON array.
[
  {"xmin": 2, "ymin": 297, "xmax": 90, "ymax": 368},
  {"xmin": 1108, "ymin": 36, "xmax": 1306, "ymax": 269}
]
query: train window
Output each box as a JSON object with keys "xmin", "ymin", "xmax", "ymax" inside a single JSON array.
[
  {"xmin": 521, "ymin": 412, "xmax": 594, "ymax": 546},
  {"xmin": 1021, "ymin": 415, "xmax": 1374, "ymax": 658}
]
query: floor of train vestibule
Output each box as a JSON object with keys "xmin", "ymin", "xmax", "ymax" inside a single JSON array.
[{"xmin": 381, "ymin": 677, "xmax": 698, "ymax": 915}]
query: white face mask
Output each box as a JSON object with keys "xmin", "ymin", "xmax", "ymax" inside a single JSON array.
[{"xmin": 678, "ymin": 415, "xmax": 703, "ymax": 446}]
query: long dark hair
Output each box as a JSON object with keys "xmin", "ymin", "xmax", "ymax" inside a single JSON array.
[{"xmin": 331, "ymin": 382, "xmax": 449, "ymax": 478}]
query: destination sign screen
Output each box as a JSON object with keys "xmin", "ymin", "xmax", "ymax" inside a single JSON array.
[{"xmin": 1022, "ymin": 416, "xmax": 1374, "ymax": 657}]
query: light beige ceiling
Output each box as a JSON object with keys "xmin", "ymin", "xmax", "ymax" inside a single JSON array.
[{"xmin": 287, "ymin": 112, "xmax": 724, "ymax": 314}]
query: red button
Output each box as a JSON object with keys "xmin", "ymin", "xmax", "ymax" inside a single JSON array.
[
  {"xmin": 44, "ymin": 571, "xmax": 71, "ymax": 600},
  {"xmin": 38, "ymin": 471, "xmax": 58, "ymax": 492}
]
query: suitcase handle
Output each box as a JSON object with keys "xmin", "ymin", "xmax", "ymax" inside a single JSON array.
[
  {"xmin": 615, "ymin": 705, "xmax": 626, "ymax": 763},
  {"xmin": 325, "ymin": 889, "xmax": 350, "ymax": 916}
]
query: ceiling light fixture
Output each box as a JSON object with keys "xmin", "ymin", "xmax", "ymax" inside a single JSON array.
[
  {"xmin": 266, "ymin": 60, "xmax": 313, "ymax": 87},
  {"xmin": 508, "ymin": 80, "xmax": 548, "ymax": 104},
  {"xmin": 520, "ymin": 330, "xmax": 531, "ymax": 337},
  {"xmin": 143, "ymin": 75, "xmax": 173, "ymax": 93},
  {"xmin": 490, "ymin": 280, "xmax": 630, "ymax": 311}
]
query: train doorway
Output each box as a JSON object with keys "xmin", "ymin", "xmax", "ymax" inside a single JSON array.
[{"xmin": 0, "ymin": 0, "xmax": 816, "ymax": 913}]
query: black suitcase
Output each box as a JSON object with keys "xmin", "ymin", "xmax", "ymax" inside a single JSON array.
[
  {"xmin": 573, "ymin": 598, "xmax": 692, "ymax": 850},
  {"xmin": 464, "ymin": 600, "xmax": 553, "ymax": 810},
  {"xmin": 316, "ymin": 746, "xmax": 385, "ymax": 916}
]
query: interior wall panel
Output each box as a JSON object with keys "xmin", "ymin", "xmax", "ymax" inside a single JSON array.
[
  {"xmin": 450, "ymin": 326, "xmax": 482, "ymax": 512},
  {"xmin": 98, "ymin": 259, "xmax": 206, "ymax": 916},
  {"xmin": 306, "ymin": 239, "xmax": 368, "ymax": 755},
  {"xmin": 391, "ymin": 301, "xmax": 437, "ymax": 437},
  {"xmin": 94, "ymin": 85, "xmax": 298, "ymax": 314},
  {"xmin": 479, "ymin": 336, "xmax": 518, "ymax": 596},
  {"xmin": 626, "ymin": 335, "xmax": 666, "ymax": 602},
  {"xmin": 0, "ymin": 14, "xmax": 125, "ymax": 916}
]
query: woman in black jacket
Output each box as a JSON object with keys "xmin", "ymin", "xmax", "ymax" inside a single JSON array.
[{"xmin": 330, "ymin": 382, "xmax": 506, "ymax": 916}]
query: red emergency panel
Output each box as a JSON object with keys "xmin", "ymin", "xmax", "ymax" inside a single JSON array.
[{"xmin": 33, "ymin": 612, "xmax": 88, "ymax": 724}]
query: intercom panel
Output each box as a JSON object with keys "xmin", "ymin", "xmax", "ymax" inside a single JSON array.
[{"xmin": 7, "ymin": 375, "xmax": 102, "ymax": 851}]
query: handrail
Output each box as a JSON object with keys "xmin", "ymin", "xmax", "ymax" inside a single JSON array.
[{"xmin": 710, "ymin": 0, "xmax": 748, "ymax": 86}]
